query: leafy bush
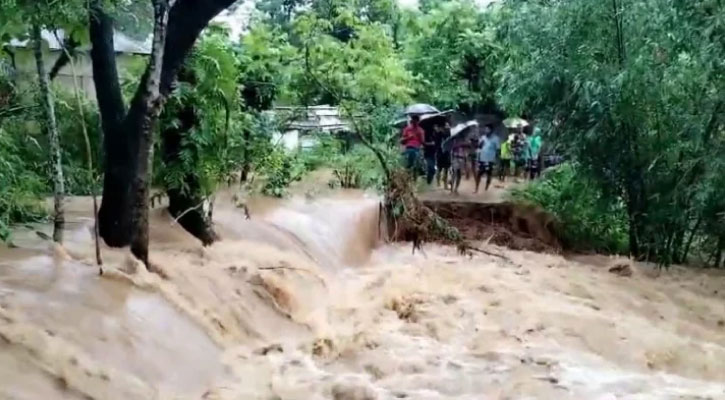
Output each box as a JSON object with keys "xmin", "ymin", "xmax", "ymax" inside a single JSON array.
[
  {"xmin": 259, "ymin": 147, "xmax": 307, "ymax": 197},
  {"xmin": 0, "ymin": 125, "xmax": 48, "ymax": 241},
  {"xmin": 510, "ymin": 163, "xmax": 629, "ymax": 254},
  {"xmin": 299, "ymin": 133, "xmax": 343, "ymax": 171},
  {"xmin": 496, "ymin": 0, "xmax": 725, "ymax": 265},
  {"xmin": 328, "ymin": 145, "xmax": 387, "ymax": 190},
  {"xmin": 54, "ymin": 90, "xmax": 102, "ymax": 195}
]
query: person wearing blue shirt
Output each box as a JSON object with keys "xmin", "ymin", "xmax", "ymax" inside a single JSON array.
[{"xmin": 475, "ymin": 124, "xmax": 500, "ymax": 193}]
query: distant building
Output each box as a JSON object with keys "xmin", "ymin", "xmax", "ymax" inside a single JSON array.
[
  {"xmin": 270, "ymin": 105, "xmax": 353, "ymax": 152},
  {"xmin": 6, "ymin": 29, "xmax": 150, "ymax": 98}
]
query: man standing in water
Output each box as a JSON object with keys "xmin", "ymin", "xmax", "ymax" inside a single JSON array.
[
  {"xmin": 475, "ymin": 124, "xmax": 500, "ymax": 193},
  {"xmin": 401, "ymin": 115, "xmax": 424, "ymax": 175}
]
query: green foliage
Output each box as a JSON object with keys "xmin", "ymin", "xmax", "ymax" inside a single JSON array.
[
  {"xmin": 237, "ymin": 24, "xmax": 296, "ymax": 111},
  {"xmin": 258, "ymin": 148, "xmax": 307, "ymax": 197},
  {"xmin": 298, "ymin": 133, "xmax": 343, "ymax": 170},
  {"xmin": 285, "ymin": 7, "xmax": 413, "ymax": 106},
  {"xmin": 329, "ymin": 145, "xmax": 388, "ymax": 190},
  {"xmin": 404, "ymin": 0, "xmax": 501, "ymax": 112},
  {"xmin": 113, "ymin": 0, "xmax": 153, "ymax": 41},
  {"xmin": 511, "ymin": 164, "xmax": 629, "ymax": 254},
  {"xmin": 54, "ymin": 90, "xmax": 102, "ymax": 195},
  {"xmin": 497, "ymin": 0, "xmax": 725, "ymax": 265},
  {"xmin": 0, "ymin": 119, "xmax": 48, "ymax": 241},
  {"xmin": 159, "ymin": 29, "xmax": 241, "ymax": 198}
]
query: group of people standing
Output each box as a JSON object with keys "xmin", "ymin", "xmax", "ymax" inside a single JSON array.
[
  {"xmin": 400, "ymin": 115, "xmax": 544, "ymax": 195},
  {"xmin": 474, "ymin": 126, "xmax": 544, "ymax": 192},
  {"xmin": 400, "ymin": 115, "xmax": 456, "ymax": 189}
]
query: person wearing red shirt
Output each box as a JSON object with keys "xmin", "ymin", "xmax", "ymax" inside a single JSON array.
[{"xmin": 401, "ymin": 115, "xmax": 425, "ymax": 172}]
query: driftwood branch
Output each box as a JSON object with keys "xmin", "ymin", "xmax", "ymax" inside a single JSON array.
[{"xmin": 171, "ymin": 200, "xmax": 205, "ymax": 225}]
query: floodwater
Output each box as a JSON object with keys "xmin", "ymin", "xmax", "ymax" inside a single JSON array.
[{"xmin": 1, "ymin": 190, "xmax": 725, "ymax": 400}]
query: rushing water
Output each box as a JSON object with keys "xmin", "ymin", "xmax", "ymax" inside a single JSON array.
[{"xmin": 1, "ymin": 192, "xmax": 725, "ymax": 400}]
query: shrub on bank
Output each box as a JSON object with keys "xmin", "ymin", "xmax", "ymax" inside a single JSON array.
[{"xmin": 510, "ymin": 163, "xmax": 629, "ymax": 254}]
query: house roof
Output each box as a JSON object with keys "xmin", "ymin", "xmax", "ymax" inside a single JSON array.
[
  {"xmin": 275, "ymin": 106, "xmax": 352, "ymax": 133},
  {"xmin": 9, "ymin": 29, "xmax": 152, "ymax": 55}
]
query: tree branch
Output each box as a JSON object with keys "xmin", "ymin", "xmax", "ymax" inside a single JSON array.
[
  {"xmin": 159, "ymin": 0, "xmax": 238, "ymax": 97},
  {"xmin": 2, "ymin": 45, "xmax": 17, "ymax": 71},
  {"xmin": 89, "ymin": 0, "xmax": 126, "ymax": 132},
  {"xmin": 49, "ymin": 33, "xmax": 79, "ymax": 81}
]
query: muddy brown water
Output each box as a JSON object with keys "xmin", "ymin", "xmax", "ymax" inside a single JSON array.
[{"xmin": 1, "ymin": 191, "xmax": 725, "ymax": 399}]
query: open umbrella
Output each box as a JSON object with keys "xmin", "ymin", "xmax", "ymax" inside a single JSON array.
[
  {"xmin": 450, "ymin": 120, "xmax": 479, "ymax": 137},
  {"xmin": 419, "ymin": 110, "xmax": 453, "ymax": 129},
  {"xmin": 503, "ymin": 117, "xmax": 529, "ymax": 129},
  {"xmin": 442, "ymin": 120, "xmax": 479, "ymax": 152},
  {"xmin": 391, "ymin": 110, "xmax": 453, "ymax": 129},
  {"xmin": 405, "ymin": 103, "xmax": 440, "ymax": 115}
]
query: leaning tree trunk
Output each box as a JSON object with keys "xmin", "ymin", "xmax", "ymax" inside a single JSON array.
[
  {"xmin": 32, "ymin": 21, "xmax": 65, "ymax": 243},
  {"xmin": 162, "ymin": 104, "xmax": 218, "ymax": 245}
]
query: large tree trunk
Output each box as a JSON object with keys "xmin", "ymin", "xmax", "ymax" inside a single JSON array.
[
  {"xmin": 90, "ymin": 0, "xmax": 237, "ymax": 258},
  {"xmin": 90, "ymin": 0, "xmax": 132, "ymax": 246},
  {"xmin": 32, "ymin": 21, "xmax": 65, "ymax": 243}
]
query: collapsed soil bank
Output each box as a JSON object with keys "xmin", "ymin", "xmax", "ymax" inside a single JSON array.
[{"xmin": 423, "ymin": 200, "xmax": 561, "ymax": 253}]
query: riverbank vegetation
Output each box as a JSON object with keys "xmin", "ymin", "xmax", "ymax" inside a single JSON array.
[{"xmin": 1, "ymin": 0, "xmax": 723, "ymax": 267}]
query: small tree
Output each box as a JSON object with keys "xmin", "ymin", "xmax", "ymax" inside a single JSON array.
[{"xmin": 31, "ymin": 20, "xmax": 65, "ymax": 243}]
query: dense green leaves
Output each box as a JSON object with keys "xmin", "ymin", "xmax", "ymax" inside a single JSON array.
[
  {"xmin": 405, "ymin": 0, "xmax": 500, "ymax": 111},
  {"xmin": 498, "ymin": 0, "xmax": 725, "ymax": 265},
  {"xmin": 511, "ymin": 164, "xmax": 629, "ymax": 254}
]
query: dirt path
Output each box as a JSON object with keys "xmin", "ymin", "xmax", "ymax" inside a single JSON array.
[{"xmin": 419, "ymin": 177, "xmax": 521, "ymax": 204}]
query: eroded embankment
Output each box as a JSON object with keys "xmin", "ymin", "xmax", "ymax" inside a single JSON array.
[{"xmin": 424, "ymin": 200, "xmax": 561, "ymax": 253}]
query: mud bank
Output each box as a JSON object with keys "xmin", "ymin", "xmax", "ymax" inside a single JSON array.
[{"xmin": 424, "ymin": 200, "xmax": 561, "ymax": 253}]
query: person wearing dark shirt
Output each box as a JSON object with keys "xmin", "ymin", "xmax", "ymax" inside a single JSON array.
[
  {"xmin": 423, "ymin": 125, "xmax": 438, "ymax": 184},
  {"xmin": 401, "ymin": 115, "xmax": 424, "ymax": 173},
  {"xmin": 434, "ymin": 124, "xmax": 451, "ymax": 189}
]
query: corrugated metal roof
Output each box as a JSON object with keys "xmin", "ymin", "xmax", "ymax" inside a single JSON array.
[
  {"xmin": 275, "ymin": 106, "xmax": 352, "ymax": 133},
  {"xmin": 10, "ymin": 29, "xmax": 153, "ymax": 54}
]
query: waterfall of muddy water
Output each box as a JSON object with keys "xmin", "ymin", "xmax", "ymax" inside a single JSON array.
[{"xmin": 2, "ymin": 193, "xmax": 725, "ymax": 399}]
